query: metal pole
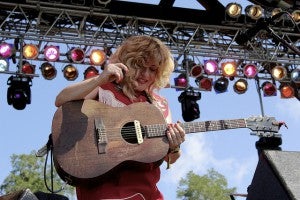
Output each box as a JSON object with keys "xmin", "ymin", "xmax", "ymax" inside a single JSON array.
[{"xmin": 255, "ymin": 77, "xmax": 265, "ymax": 116}]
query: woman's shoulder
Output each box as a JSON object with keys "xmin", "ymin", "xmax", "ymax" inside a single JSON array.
[
  {"xmin": 151, "ymin": 92, "xmax": 171, "ymax": 121},
  {"xmin": 152, "ymin": 93, "xmax": 168, "ymax": 106}
]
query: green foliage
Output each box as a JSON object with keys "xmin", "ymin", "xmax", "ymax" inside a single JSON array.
[
  {"xmin": 177, "ymin": 168, "xmax": 236, "ymax": 200},
  {"xmin": 0, "ymin": 151, "xmax": 74, "ymax": 198}
]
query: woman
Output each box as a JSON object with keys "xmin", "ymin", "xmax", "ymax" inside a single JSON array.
[{"xmin": 55, "ymin": 35, "xmax": 185, "ymax": 200}]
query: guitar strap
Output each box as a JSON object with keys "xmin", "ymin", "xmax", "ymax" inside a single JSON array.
[{"xmin": 143, "ymin": 91, "xmax": 153, "ymax": 104}]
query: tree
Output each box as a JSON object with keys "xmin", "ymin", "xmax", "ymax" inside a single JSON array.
[
  {"xmin": 0, "ymin": 151, "xmax": 75, "ymax": 198},
  {"xmin": 177, "ymin": 168, "xmax": 236, "ymax": 200}
]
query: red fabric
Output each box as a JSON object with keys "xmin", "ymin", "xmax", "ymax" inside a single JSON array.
[
  {"xmin": 76, "ymin": 83, "xmax": 164, "ymax": 200},
  {"xmin": 76, "ymin": 167, "xmax": 163, "ymax": 200}
]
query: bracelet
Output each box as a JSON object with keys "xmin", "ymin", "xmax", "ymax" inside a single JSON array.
[{"xmin": 169, "ymin": 146, "xmax": 180, "ymax": 154}]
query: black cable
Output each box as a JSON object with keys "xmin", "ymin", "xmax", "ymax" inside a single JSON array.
[{"xmin": 43, "ymin": 134, "xmax": 64, "ymax": 194}]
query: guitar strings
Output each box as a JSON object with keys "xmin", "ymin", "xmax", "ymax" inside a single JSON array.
[
  {"xmin": 101, "ymin": 126, "xmax": 167, "ymax": 140},
  {"xmin": 102, "ymin": 120, "xmax": 246, "ymax": 140}
]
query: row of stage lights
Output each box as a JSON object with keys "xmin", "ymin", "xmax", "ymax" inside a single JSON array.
[
  {"xmin": 174, "ymin": 59, "xmax": 300, "ymax": 99},
  {"xmin": 0, "ymin": 42, "xmax": 107, "ymax": 81},
  {"xmin": 225, "ymin": 3, "xmax": 300, "ymax": 23},
  {"xmin": 174, "ymin": 2, "xmax": 300, "ymax": 122},
  {"xmin": 5, "ymin": 63, "xmax": 101, "ymax": 110},
  {"xmin": 1, "ymin": 42, "xmax": 300, "ymax": 110},
  {"xmin": 0, "ymin": 42, "xmax": 108, "ymax": 110}
]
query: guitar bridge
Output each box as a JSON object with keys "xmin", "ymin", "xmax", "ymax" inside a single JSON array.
[
  {"xmin": 134, "ymin": 120, "xmax": 143, "ymax": 144},
  {"xmin": 95, "ymin": 118, "xmax": 107, "ymax": 154}
]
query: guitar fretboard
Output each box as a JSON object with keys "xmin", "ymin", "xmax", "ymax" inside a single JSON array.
[{"xmin": 145, "ymin": 119, "xmax": 246, "ymax": 138}]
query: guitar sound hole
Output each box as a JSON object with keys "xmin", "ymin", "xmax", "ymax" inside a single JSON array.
[{"xmin": 121, "ymin": 122, "xmax": 145, "ymax": 144}]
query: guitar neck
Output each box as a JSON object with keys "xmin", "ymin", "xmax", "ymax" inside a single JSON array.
[{"xmin": 146, "ymin": 119, "xmax": 246, "ymax": 137}]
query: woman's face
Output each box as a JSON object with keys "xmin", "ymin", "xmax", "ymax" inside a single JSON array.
[{"xmin": 133, "ymin": 60, "xmax": 158, "ymax": 92}]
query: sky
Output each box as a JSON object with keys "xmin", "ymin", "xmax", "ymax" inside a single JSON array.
[{"xmin": 1, "ymin": 0, "xmax": 300, "ymax": 200}]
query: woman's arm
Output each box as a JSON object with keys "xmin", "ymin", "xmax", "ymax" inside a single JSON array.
[
  {"xmin": 55, "ymin": 63, "xmax": 128, "ymax": 107},
  {"xmin": 55, "ymin": 75, "xmax": 103, "ymax": 107}
]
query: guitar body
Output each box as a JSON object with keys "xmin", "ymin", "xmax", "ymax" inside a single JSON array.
[
  {"xmin": 51, "ymin": 99, "xmax": 169, "ymax": 186},
  {"xmin": 51, "ymin": 99, "xmax": 281, "ymax": 186}
]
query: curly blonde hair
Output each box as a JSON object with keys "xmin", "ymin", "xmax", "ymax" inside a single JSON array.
[{"xmin": 109, "ymin": 35, "xmax": 174, "ymax": 100}]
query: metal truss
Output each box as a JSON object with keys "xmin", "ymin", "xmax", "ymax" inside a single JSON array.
[{"xmin": 0, "ymin": 1, "xmax": 299, "ymax": 73}]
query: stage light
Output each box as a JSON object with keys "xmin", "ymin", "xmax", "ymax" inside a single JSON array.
[
  {"xmin": 44, "ymin": 45, "xmax": 59, "ymax": 62},
  {"xmin": 7, "ymin": 75, "xmax": 32, "ymax": 110},
  {"xmin": 174, "ymin": 73, "xmax": 188, "ymax": 89},
  {"xmin": 0, "ymin": 42, "xmax": 14, "ymax": 58},
  {"xmin": 178, "ymin": 89, "xmax": 201, "ymax": 122},
  {"xmin": 279, "ymin": 83, "xmax": 294, "ymax": 98},
  {"xmin": 292, "ymin": 10, "xmax": 300, "ymax": 23},
  {"xmin": 90, "ymin": 49, "xmax": 106, "ymax": 65},
  {"xmin": 23, "ymin": 44, "xmax": 39, "ymax": 59},
  {"xmin": 93, "ymin": 0, "xmax": 112, "ymax": 7},
  {"xmin": 189, "ymin": 64, "xmax": 203, "ymax": 78},
  {"xmin": 245, "ymin": 5, "xmax": 264, "ymax": 20},
  {"xmin": 271, "ymin": 65, "xmax": 287, "ymax": 81},
  {"xmin": 63, "ymin": 64, "xmax": 78, "ymax": 81},
  {"xmin": 226, "ymin": 3, "xmax": 242, "ymax": 18},
  {"xmin": 221, "ymin": 61, "xmax": 237, "ymax": 77},
  {"xmin": 243, "ymin": 64, "xmax": 258, "ymax": 78},
  {"xmin": 67, "ymin": 47, "xmax": 85, "ymax": 63},
  {"xmin": 84, "ymin": 66, "xmax": 99, "ymax": 79},
  {"xmin": 21, "ymin": 61, "xmax": 35, "ymax": 75},
  {"xmin": 182, "ymin": 59, "xmax": 196, "ymax": 71},
  {"xmin": 271, "ymin": 8, "xmax": 282, "ymax": 17},
  {"xmin": 233, "ymin": 79, "xmax": 248, "ymax": 94},
  {"xmin": 203, "ymin": 60, "xmax": 218, "ymax": 75},
  {"xmin": 214, "ymin": 77, "xmax": 229, "ymax": 93},
  {"xmin": 291, "ymin": 68, "xmax": 300, "ymax": 83},
  {"xmin": 0, "ymin": 58, "xmax": 9, "ymax": 72},
  {"xmin": 40, "ymin": 62, "xmax": 57, "ymax": 80},
  {"xmin": 195, "ymin": 76, "xmax": 213, "ymax": 91},
  {"xmin": 262, "ymin": 81, "xmax": 277, "ymax": 96}
]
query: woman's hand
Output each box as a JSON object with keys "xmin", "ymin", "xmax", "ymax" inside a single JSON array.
[
  {"xmin": 166, "ymin": 122, "xmax": 185, "ymax": 151},
  {"xmin": 165, "ymin": 122, "xmax": 185, "ymax": 167},
  {"xmin": 101, "ymin": 63, "xmax": 129, "ymax": 83}
]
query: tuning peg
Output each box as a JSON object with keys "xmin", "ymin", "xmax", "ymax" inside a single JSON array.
[{"xmin": 250, "ymin": 131, "xmax": 282, "ymax": 137}]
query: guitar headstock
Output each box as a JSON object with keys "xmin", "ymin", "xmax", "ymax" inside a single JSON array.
[{"xmin": 245, "ymin": 116, "xmax": 281, "ymax": 137}]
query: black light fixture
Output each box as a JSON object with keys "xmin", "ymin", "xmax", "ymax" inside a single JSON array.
[
  {"xmin": 62, "ymin": 64, "xmax": 78, "ymax": 81},
  {"xmin": 245, "ymin": 5, "xmax": 264, "ymax": 20},
  {"xmin": 21, "ymin": 61, "xmax": 36, "ymax": 75},
  {"xmin": 233, "ymin": 78, "xmax": 248, "ymax": 94},
  {"xmin": 174, "ymin": 73, "xmax": 188, "ymax": 90},
  {"xmin": 84, "ymin": 66, "xmax": 99, "ymax": 79},
  {"xmin": 178, "ymin": 89, "xmax": 201, "ymax": 122},
  {"xmin": 7, "ymin": 75, "xmax": 32, "ymax": 110},
  {"xmin": 67, "ymin": 47, "xmax": 85, "ymax": 63},
  {"xmin": 291, "ymin": 10, "xmax": 300, "ymax": 24},
  {"xmin": 195, "ymin": 76, "xmax": 213, "ymax": 91},
  {"xmin": 214, "ymin": 77, "xmax": 229, "ymax": 93},
  {"xmin": 40, "ymin": 62, "xmax": 57, "ymax": 80},
  {"xmin": 225, "ymin": 3, "xmax": 242, "ymax": 19},
  {"xmin": 279, "ymin": 83, "xmax": 294, "ymax": 98},
  {"xmin": 262, "ymin": 81, "xmax": 277, "ymax": 97},
  {"xmin": 0, "ymin": 58, "xmax": 9, "ymax": 72}
]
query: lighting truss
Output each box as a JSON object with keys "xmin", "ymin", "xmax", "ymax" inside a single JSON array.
[
  {"xmin": 0, "ymin": 1, "xmax": 299, "ymax": 103},
  {"xmin": 0, "ymin": 1, "xmax": 299, "ymax": 67}
]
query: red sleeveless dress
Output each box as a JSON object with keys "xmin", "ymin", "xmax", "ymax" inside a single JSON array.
[{"xmin": 76, "ymin": 83, "xmax": 168, "ymax": 200}]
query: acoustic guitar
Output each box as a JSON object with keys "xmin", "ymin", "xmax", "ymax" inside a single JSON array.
[{"xmin": 51, "ymin": 99, "xmax": 281, "ymax": 186}]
